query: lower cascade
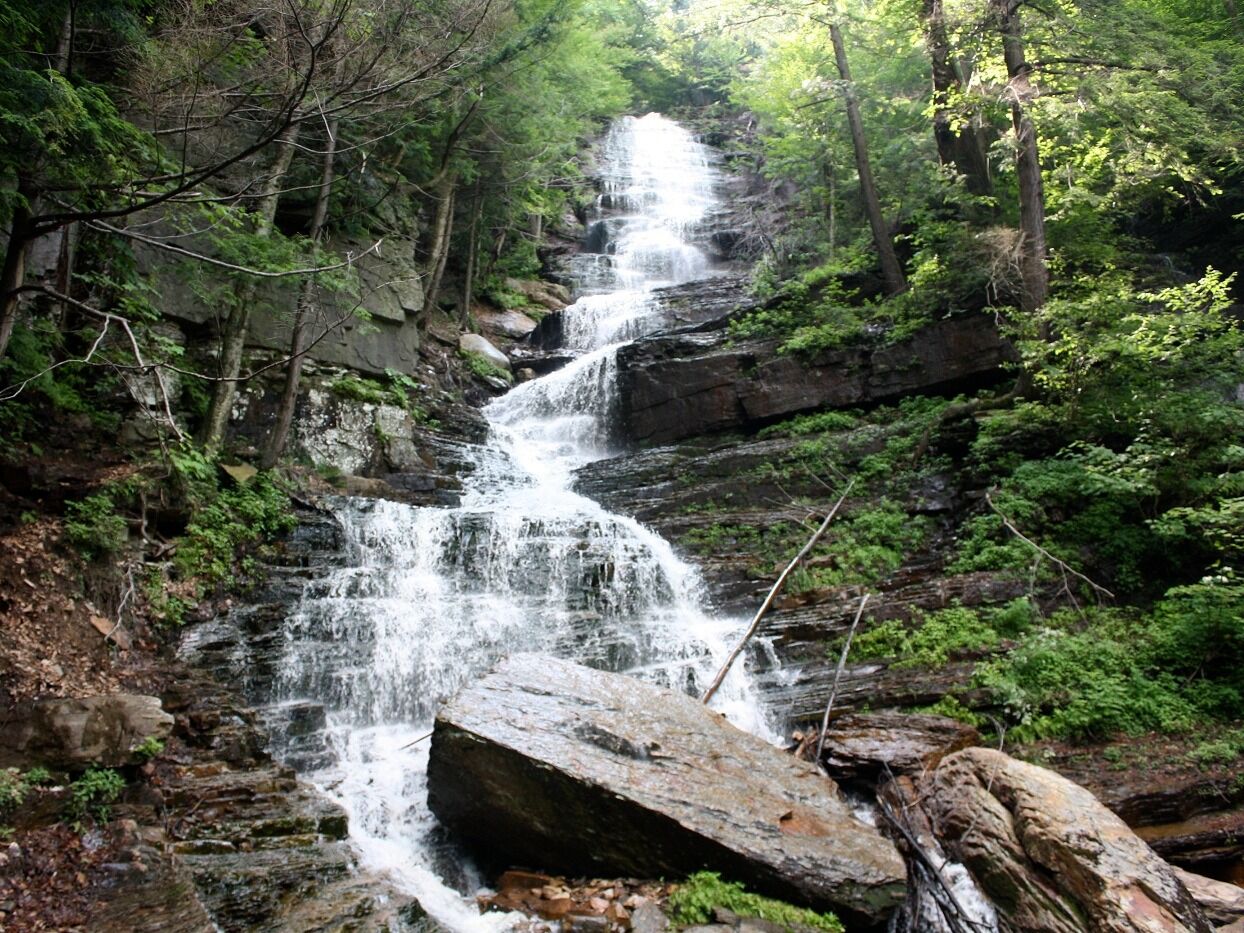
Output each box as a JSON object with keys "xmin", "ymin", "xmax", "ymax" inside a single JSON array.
[{"xmin": 268, "ymin": 113, "xmax": 775, "ymax": 928}]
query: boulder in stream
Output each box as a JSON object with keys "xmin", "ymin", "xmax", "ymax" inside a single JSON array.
[
  {"xmin": 911, "ymin": 747, "xmax": 1214, "ymax": 933},
  {"xmin": 428, "ymin": 655, "xmax": 907, "ymax": 928}
]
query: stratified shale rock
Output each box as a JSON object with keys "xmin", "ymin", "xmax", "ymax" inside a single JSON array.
[
  {"xmin": 617, "ymin": 314, "xmax": 1015, "ymax": 445},
  {"xmin": 427, "ymin": 655, "xmax": 907, "ymax": 928},
  {"xmin": 811, "ymin": 712, "xmax": 979, "ymax": 781}
]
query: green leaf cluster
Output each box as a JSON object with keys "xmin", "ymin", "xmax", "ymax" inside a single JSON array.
[
  {"xmin": 65, "ymin": 766, "xmax": 125, "ymax": 832},
  {"xmin": 668, "ymin": 872, "xmax": 843, "ymax": 933}
]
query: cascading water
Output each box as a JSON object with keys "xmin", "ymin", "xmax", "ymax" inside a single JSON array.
[{"xmin": 272, "ymin": 114, "xmax": 775, "ymax": 929}]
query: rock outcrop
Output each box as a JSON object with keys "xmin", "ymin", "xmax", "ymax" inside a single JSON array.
[
  {"xmin": 912, "ymin": 748, "xmax": 1214, "ymax": 933},
  {"xmin": 617, "ymin": 314, "xmax": 1016, "ymax": 445},
  {"xmin": 428, "ymin": 655, "xmax": 907, "ymax": 928},
  {"xmin": 806, "ymin": 712, "xmax": 979, "ymax": 782},
  {"xmin": 460, "ymin": 332, "xmax": 511, "ymax": 370},
  {"xmin": 0, "ymin": 694, "xmax": 173, "ymax": 769}
]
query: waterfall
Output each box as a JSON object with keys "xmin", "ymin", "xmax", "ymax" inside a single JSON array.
[{"xmin": 270, "ymin": 114, "xmax": 776, "ymax": 930}]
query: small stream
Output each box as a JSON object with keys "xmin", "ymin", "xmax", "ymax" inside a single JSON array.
[{"xmin": 269, "ymin": 114, "xmax": 779, "ymax": 929}]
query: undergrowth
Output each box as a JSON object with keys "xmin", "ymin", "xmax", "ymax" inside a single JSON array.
[
  {"xmin": 459, "ymin": 349, "xmax": 513, "ymax": 384},
  {"xmin": 668, "ymin": 872, "xmax": 843, "ymax": 933}
]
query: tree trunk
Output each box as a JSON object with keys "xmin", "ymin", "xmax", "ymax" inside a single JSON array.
[
  {"xmin": 55, "ymin": 3, "xmax": 75, "ymax": 76},
  {"xmin": 261, "ymin": 119, "xmax": 340, "ymax": 470},
  {"xmin": 830, "ymin": 21, "xmax": 907, "ymax": 296},
  {"xmin": 922, "ymin": 0, "xmax": 992, "ymax": 195},
  {"xmin": 0, "ymin": 176, "xmax": 40, "ymax": 359},
  {"xmin": 994, "ymin": 0, "xmax": 1049, "ymax": 314},
  {"xmin": 200, "ymin": 122, "xmax": 301, "ymax": 454},
  {"xmin": 422, "ymin": 175, "xmax": 456, "ymax": 319},
  {"xmin": 458, "ymin": 178, "xmax": 483, "ymax": 330}
]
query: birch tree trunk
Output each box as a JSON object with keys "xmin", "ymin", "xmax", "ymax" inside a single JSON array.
[{"xmin": 830, "ymin": 21, "xmax": 907, "ymax": 296}]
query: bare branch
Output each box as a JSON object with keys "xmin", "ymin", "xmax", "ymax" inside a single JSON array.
[{"xmin": 703, "ymin": 480, "xmax": 855, "ymax": 704}]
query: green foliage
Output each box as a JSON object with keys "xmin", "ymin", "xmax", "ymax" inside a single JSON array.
[
  {"xmin": 793, "ymin": 501, "xmax": 930, "ymax": 591},
  {"xmin": 131, "ymin": 736, "xmax": 164, "ymax": 763},
  {"xmin": 478, "ymin": 276, "xmax": 533, "ymax": 310},
  {"xmin": 327, "ymin": 369, "xmax": 437, "ymax": 425},
  {"xmin": 915, "ymin": 694, "xmax": 988, "ymax": 728},
  {"xmin": 0, "ymin": 319, "xmax": 122, "ymax": 450},
  {"xmin": 64, "ymin": 492, "xmax": 128, "ymax": 561},
  {"xmin": 850, "ymin": 603, "xmax": 1008, "ymax": 669},
  {"xmin": 757, "ymin": 410, "xmax": 860, "ymax": 438},
  {"xmin": 328, "ymin": 373, "xmax": 394, "ymax": 406},
  {"xmin": 668, "ymin": 872, "xmax": 843, "ymax": 933},
  {"xmin": 973, "ymin": 585, "xmax": 1244, "ymax": 744},
  {"xmin": 459, "ymin": 350, "xmax": 513, "ymax": 385},
  {"xmin": 0, "ymin": 767, "xmax": 41, "ymax": 815},
  {"xmin": 173, "ymin": 473, "xmax": 295, "ymax": 588},
  {"xmin": 66, "ymin": 767, "xmax": 125, "ymax": 831},
  {"xmin": 731, "ymin": 266, "xmax": 879, "ymax": 354},
  {"xmin": 1186, "ymin": 729, "xmax": 1244, "ymax": 769}
]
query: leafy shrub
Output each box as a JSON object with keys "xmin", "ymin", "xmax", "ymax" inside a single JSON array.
[
  {"xmin": 975, "ymin": 608, "xmax": 1200, "ymax": 742},
  {"xmin": 668, "ymin": 872, "xmax": 843, "ymax": 933},
  {"xmin": 758, "ymin": 410, "xmax": 860, "ymax": 438},
  {"xmin": 1186, "ymin": 732, "xmax": 1244, "ymax": 769},
  {"xmin": 851, "ymin": 604, "xmax": 1004, "ymax": 668},
  {"xmin": 328, "ymin": 373, "xmax": 393, "ymax": 406},
  {"xmin": 915, "ymin": 694, "xmax": 988, "ymax": 728},
  {"xmin": 325, "ymin": 369, "xmax": 437, "ymax": 424},
  {"xmin": 795, "ymin": 500, "xmax": 929, "ymax": 590},
  {"xmin": 173, "ymin": 473, "xmax": 295, "ymax": 587},
  {"xmin": 66, "ymin": 767, "xmax": 125, "ymax": 831},
  {"xmin": 64, "ymin": 492, "xmax": 128, "ymax": 560},
  {"xmin": 131, "ymin": 736, "xmax": 165, "ymax": 763}
]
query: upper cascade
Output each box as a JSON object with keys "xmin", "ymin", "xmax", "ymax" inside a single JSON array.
[{"xmin": 569, "ymin": 112, "xmax": 720, "ymax": 306}]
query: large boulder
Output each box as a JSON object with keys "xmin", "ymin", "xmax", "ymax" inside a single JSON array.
[
  {"xmin": 1172, "ymin": 868, "xmax": 1244, "ymax": 928},
  {"xmin": 0, "ymin": 694, "xmax": 173, "ymax": 769},
  {"xmin": 914, "ymin": 747, "xmax": 1213, "ymax": 933},
  {"xmin": 616, "ymin": 314, "xmax": 1016, "ymax": 445},
  {"xmin": 459, "ymin": 333, "xmax": 511, "ymax": 371},
  {"xmin": 428, "ymin": 655, "xmax": 907, "ymax": 928},
  {"xmin": 504, "ymin": 277, "xmax": 572, "ymax": 311}
]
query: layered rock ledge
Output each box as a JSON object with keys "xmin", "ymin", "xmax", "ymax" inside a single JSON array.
[
  {"xmin": 427, "ymin": 655, "xmax": 907, "ymax": 928},
  {"xmin": 617, "ymin": 313, "xmax": 1016, "ymax": 445}
]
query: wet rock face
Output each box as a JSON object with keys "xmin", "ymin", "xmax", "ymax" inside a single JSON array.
[
  {"xmin": 617, "ymin": 315, "xmax": 1016, "ymax": 446},
  {"xmin": 428, "ymin": 655, "xmax": 907, "ymax": 928},
  {"xmin": 810, "ymin": 712, "xmax": 979, "ymax": 782},
  {"xmin": 0, "ymin": 695, "xmax": 173, "ymax": 769},
  {"xmin": 915, "ymin": 748, "xmax": 1214, "ymax": 933}
]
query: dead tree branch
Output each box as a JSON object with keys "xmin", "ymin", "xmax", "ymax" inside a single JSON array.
[
  {"xmin": 814, "ymin": 591, "xmax": 870, "ymax": 764},
  {"xmin": 702, "ymin": 479, "xmax": 855, "ymax": 705}
]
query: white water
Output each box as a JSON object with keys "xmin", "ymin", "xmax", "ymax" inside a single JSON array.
[{"xmin": 274, "ymin": 114, "xmax": 775, "ymax": 930}]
